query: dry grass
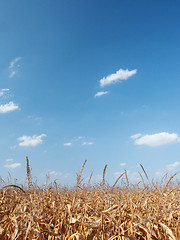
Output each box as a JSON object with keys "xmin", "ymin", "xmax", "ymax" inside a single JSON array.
[{"xmin": 0, "ymin": 160, "xmax": 179, "ymax": 239}]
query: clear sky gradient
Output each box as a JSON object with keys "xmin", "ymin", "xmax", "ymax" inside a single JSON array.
[{"xmin": 0, "ymin": 0, "xmax": 180, "ymax": 186}]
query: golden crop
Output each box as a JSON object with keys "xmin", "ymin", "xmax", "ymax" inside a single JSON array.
[{"xmin": 0, "ymin": 159, "xmax": 179, "ymax": 239}]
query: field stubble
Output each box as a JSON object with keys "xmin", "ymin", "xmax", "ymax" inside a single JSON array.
[{"xmin": 0, "ymin": 158, "xmax": 179, "ymax": 240}]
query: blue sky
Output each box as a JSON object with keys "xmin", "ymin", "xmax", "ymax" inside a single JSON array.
[{"xmin": 0, "ymin": 0, "xmax": 180, "ymax": 186}]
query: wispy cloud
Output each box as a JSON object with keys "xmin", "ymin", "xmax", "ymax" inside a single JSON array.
[
  {"xmin": 0, "ymin": 89, "xmax": 10, "ymax": 97},
  {"xmin": 63, "ymin": 142, "xmax": 72, "ymax": 146},
  {"xmin": 100, "ymin": 68, "xmax": 137, "ymax": 87},
  {"xmin": 18, "ymin": 134, "xmax": 46, "ymax": 147},
  {"xmin": 9, "ymin": 57, "xmax": 22, "ymax": 69},
  {"xmin": 167, "ymin": 161, "xmax": 180, "ymax": 171},
  {"xmin": 94, "ymin": 91, "xmax": 109, "ymax": 97},
  {"xmin": 4, "ymin": 163, "xmax": 21, "ymax": 169},
  {"xmin": 131, "ymin": 132, "xmax": 180, "ymax": 147},
  {"xmin": 49, "ymin": 171, "xmax": 63, "ymax": 176},
  {"xmin": 9, "ymin": 57, "xmax": 22, "ymax": 78},
  {"xmin": 9, "ymin": 71, "xmax": 16, "ymax": 79},
  {"xmin": 78, "ymin": 136, "xmax": 84, "ymax": 139},
  {"xmin": 120, "ymin": 162, "xmax": 126, "ymax": 167},
  {"xmin": 0, "ymin": 101, "xmax": 19, "ymax": 113},
  {"xmin": 5, "ymin": 158, "xmax": 13, "ymax": 162},
  {"xmin": 63, "ymin": 136, "xmax": 93, "ymax": 147},
  {"xmin": 48, "ymin": 170, "xmax": 69, "ymax": 179},
  {"xmin": 130, "ymin": 133, "xmax": 142, "ymax": 139},
  {"xmin": 82, "ymin": 142, "xmax": 93, "ymax": 145}
]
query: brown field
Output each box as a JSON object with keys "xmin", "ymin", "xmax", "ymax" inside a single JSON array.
[{"xmin": 0, "ymin": 159, "xmax": 179, "ymax": 239}]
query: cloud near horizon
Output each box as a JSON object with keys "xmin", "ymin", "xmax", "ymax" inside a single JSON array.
[
  {"xmin": 0, "ymin": 101, "xmax": 19, "ymax": 113},
  {"xmin": 49, "ymin": 171, "xmax": 63, "ymax": 176},
  {"xmin": 120, "ymin": 162, "xmax": 126, "ymax": 167},
  {"xmin": 167, "ymin": 161, "xmax": 180, "ymax": 171},
  {"xmin": 4, "ymin": 163, "xmax": 21, "ymax": 169},
  {"xmin": 100, "ymin": 68, "xmax": 137, "ymax": 87},
  {"xmin": 18, "ymin": 134, "xmax": 46, "ymax": 146},
  {"xmin": 94, "ymin": 91, "xmax": 109, "ymax": 97},
  {"xmin": 131, "ymin": 132, "xmax": 180, "ymax": 147}
]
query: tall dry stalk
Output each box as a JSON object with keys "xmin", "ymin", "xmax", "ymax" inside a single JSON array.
[
  {"xmin": 26, "ymin": 156, "xmax": 33, "ymax": 189},
  {"xmin": 124, "ymin": 169, "xmax": 129, "ymax": 188},
  {"xmin": 160, "ymin": 170, "xmax": 168, "ymax": 186},
  {"xmin": 165, "ymin": 171, "xmax": 179, "ymax": 188},
  {"xmin": 112, "ymin": 172, "xmax": 125, "ymax": 188},
  {"xmin": 140, "ymin": 164, "xmax": 152, "ymax": 187},
  {"xmin": 88, "ymin": 170, "xmax": 94, "ymax": 185},
  {"xmin": 102, "ymin": 164, "xmax": 107, "ymax": 186},
  {"xmin": 138, "ymin": 171, "xmax": 146, "ymax": 188},
  {"xmin": 76, "ymin": 160, "xmax": 87, "ymax": 188}
]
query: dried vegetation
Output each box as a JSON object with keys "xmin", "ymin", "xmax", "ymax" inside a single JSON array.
[{"xmin": 0, "ymin": 158, "xmax": 179, "ymax": 239}]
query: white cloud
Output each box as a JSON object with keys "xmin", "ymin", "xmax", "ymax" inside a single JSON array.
[
  {"xmin": 130, "ymin": 133, "xmax": 142, "ymax": 139},
  {"xmin": 9, "ymin": 57, "xmax": 22, "ymax": 78},
  {"xmin": 0, "ymin": 101, "xmax": 19, "ymax": 113},
  {"xmin": 94, "ymin": 91, "xmax": 109, "ymax": 97},
  {"xmin": 2, "ymin": 89, "xmax": 10, "ymax": 91},
  {"xmin": 167, "ymin": 161, "xmax": 180, "ymax": 171},
  {"xmin": 0, "ymin": 89, "xmax": 10, "ymax": 97},
  {"xmin": 77, "ymin": 136, "xmax": 85, "ymax": 140},
  {"xmin": 9, "ymin": 57, "xmax": 22, "ymax": 69},
  {"xmin": 6, "ymin": 158, "xmax": 13, "ymax": 162},
  {"xmin": 63, "ymin": 142, "xmax": 72, "ymax": 146},
  {"xmin": 4, "ymin": 163, "xmax": 21, "ymax": 169},
  {"xmin": 120, "ymin": 162, "xmax": 126, "ymax": 167},
  {"xmin": 100, "ymin": 68, "xmax": 137, "ymax": 87},
  {"xmin": 131, "ymin": 132, "xmax": 180, "ymax": 147},
  {"xmin": 18, "ymin": 134, "xmax": 46, "ymax": 147},
  {"xmin": 49, "ymin": 171, "xmax": 63, "ymax": 176},
  {"xmin": 1, "ymin": 89, "xmax": 9, "ymax": 92},
  {"xmin": 48, "ymin": 170, "xmax": 68, "ymax": 178},
  {"xmin": 64, "ymin": 137, "xmax": 93, "ymax": 146},
  {"xmin": 9, "ymin": 71, "xmax": 16, "ymax": 78},
  {"xmin": 82, "ymin": 142, "xmax": 93, "ymax": 145}
]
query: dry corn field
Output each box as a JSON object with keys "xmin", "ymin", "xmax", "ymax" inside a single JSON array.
[{"xmin": 0, "ymin": 159, "xmax": 179, "ymax": 240}]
